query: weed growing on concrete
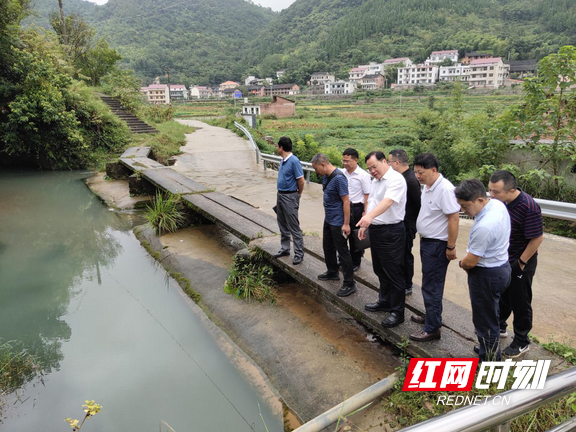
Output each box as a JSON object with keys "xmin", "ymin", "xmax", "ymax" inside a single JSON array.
[
  {"xmin": 144, "ymin": 192, "xmax": 186, "ymax": 235},
  {"xmin": 224, "ymin": 251, "xmax": 276, "ymax": 303}
]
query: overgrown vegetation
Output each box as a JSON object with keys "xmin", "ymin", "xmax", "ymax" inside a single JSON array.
[
  {"xmin": 144, "ymin": 192, "xmax": 186, "ymax": 235},
  {"xmin": 131, "ymin": 120, "xmax": 194, "ymax": 165},
  {"xmin": 0, "ymin": 340, "xmax": 42, "ymax": 414},
  {"xmin": 224, "ymin": 250, "xmax": 276, "ymax": 303}
]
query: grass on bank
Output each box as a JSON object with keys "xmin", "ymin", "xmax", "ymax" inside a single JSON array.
[
  {"xmin": 144, "ymin": 192, "xmax": 187, "ymax": 235},
  {"xmin": 131, "ymin": 121, "xmax": 195, "ymax": 165},
  {"xmin": 382, "ymin": 340, "xmax": 576, "ymax": 431},
  {"xmin": 224, "ymin": 249, "xmax": 276, "ymax": 303}
]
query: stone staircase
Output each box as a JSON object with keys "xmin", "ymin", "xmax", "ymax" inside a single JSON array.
[{"xmin": 99, "ymin": 94, "xmax": 158, "ymax": 134}]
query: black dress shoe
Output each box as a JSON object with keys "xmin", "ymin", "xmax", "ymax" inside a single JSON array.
[
  {"xmin": 337, "ymin": 284, "xmax": 357, "ymax": 297},
  {"xmin": 273, "ymin": 250, "xmax": 290, "ymax": 258},
  {"xmin": 353, "ymin": 265, "xmax": 361, "ymax": 272},
  {"xmin": 409, "ymin": 329, "xmax": 441, "ymax": 342},
  {"xmin": 293, "ymin": 256, "xmax": 303, "ymax": 265},
  {"xmin": 410, "ymin": 314, "xmax": 425, "ymax": 324},
  {"xmin": 381, "ymin": 312, "xmax": 405, "ymax": 328},
  {"xmin": 405, "ymin": 286, "xmax": 413, "ymax": 296},
  {"xmin": 365, "ymin": 302, "xmax": 391, "ymax": 312},
  {"xmin": 318, "ymin": 271, "xmax": 339, "ymax": 281}
]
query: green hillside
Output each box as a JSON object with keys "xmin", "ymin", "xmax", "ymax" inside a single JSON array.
[{"xmin": 250, "ymin": 0, "xmax": 576, "ymax": 82}]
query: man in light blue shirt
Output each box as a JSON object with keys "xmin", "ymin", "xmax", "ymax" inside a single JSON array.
[{"xmin": 456, "ymin": 179, "xmax": 511, "ymax": 361}]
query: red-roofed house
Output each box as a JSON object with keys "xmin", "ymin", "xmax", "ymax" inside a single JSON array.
[
  {"xmin": 468, "ymin": 57, "xmax": 510, "ymax": 88},
  {"xmin": 349, "ymin": 67, "xmax": 368, "ymax": 84},
  {"xmin": 219, "ymin": 81, "xmax": 240, "ymax": 91},
  {"xmin": 425, "ymin": 50, "xmax": 459, "ymax": 65}
]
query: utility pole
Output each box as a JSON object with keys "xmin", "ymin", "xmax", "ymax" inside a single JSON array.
[
  {"xmin": 166, "ymin": 67, "xmax": 171, "ymax": 105},
  {"xmin": 58, "ymin": 0, "xmax": 68, "ymax": 46}
]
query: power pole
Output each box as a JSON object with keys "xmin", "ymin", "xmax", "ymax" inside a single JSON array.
[
  {"xmin": 58, "ymin": 0, "xmax": 68, "ymax": 46},
  {"xmin": 166, "ymin": 67, "xmax": 171, "ymax": 105}
]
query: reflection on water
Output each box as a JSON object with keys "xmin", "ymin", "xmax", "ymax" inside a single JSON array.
[{"xmin": 0, "ymin": 170, "xmax": 280, "ymax": 431}]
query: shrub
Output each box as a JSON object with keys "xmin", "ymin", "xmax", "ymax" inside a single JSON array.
[
  {"xmin": 224, "ymin": 251, "xmax": 276, "ymax": 303},
  {"xmin": 144, "ymin": 192, "xmax": 186, "ymax": 235}
]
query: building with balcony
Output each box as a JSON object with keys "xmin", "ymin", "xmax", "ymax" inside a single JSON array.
[
  {"xmin": 439, "ymin": 64, "xmax": 470, "ymax": 82},
  {"xmin": 397, "ymin": 64, "xmax": 439, "ymax": 86},
  {"xmin": 468, "ymin": 57, "xmax": 510, "ymax": 89},
  {"xmin": 325, "ymin": 81, "xmax": 355, "ymax": 95},
  {"xmin": 425, "ymin": 49, "xmax": 459, "ymax": 65}
]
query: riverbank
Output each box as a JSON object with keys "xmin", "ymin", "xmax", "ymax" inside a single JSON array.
[{"xmin": 86, "ymin": 175, "xmax": 401, "ymax": 430}]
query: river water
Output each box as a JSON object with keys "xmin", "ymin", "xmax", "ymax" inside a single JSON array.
[{"xmin": 0, "ymin": 170, "xmax": 281, "ymax": 431}]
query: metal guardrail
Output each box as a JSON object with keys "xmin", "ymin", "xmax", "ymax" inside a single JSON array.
[
  {"xmin": 398, "ymin": 367, "xmax": 576, "ymax": 432},
  {"xmin": 234, "ymin": 122, "xmax": 576, "ymax": 220}
]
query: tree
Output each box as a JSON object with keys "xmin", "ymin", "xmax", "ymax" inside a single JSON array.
[{"xmin": 510, "ymin": 46, "xmax": 576, "ymax": 184}]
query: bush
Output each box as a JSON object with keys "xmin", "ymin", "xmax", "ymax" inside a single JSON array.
[
  {"xmin": 224, "ymin": 251, "xmax": 276, "ymax": 303},
  {"xmin": 144, "ymin": 104, "xmax": 174, "ymax": 123},
  {"xmin": 144, "ymin": 192, "xmax": 186, "ymax": 235}
]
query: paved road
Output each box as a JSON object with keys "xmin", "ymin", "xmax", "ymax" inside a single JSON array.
[{"xmin": 175, "ymin": 119, "xmax": 576, "ymax": 345}]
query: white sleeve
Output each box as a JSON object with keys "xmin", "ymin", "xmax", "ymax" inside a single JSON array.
[{"xmin": 384, "ymin": 175, "xmax": 407, "ymax": 204}]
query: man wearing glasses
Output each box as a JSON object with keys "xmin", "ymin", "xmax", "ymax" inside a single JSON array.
[
  {"xmin": 340, "ymin": 148, "xmax": 371, "ymax": 272},
  {"xmin": 356, "ymin": 151, "xmax": 407, "ymax": 328}
]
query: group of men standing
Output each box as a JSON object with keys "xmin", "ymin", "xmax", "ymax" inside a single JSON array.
[{"xmin": 273, "ymin": 136, "xmax": 543, "ymax": 361}]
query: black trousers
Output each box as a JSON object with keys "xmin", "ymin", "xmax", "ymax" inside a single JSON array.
[
  {"xmin": 499, "ymin": 255, "xmax": 537, "ymax": 346},
  {"xmin": 348, "ymin": 204, "xmax": 365, "ymax": 267},
  {"xmin": 468, "ymin": 263, "xmax": 511, "ymax": 362},
  {"xmin": 369, "ymin": 222, "xmax": 406, "ymax": 316},
  {"xmin": 323, "ymin": 221, "xmax": 354, "ymax": 287},
  {"xmin": 402, "ymin": 224, "xmax": 417, "ymax": 289}
]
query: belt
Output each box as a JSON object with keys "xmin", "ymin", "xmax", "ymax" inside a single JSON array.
[
  {"xmin": 370, "ymin": 221, "xmax": 404, "ymax": 229},
  {"xmin": 421, "ymin": 237, "xmax": 447, "ymax": 243},
  {"xmin": 351, "ymin": 202, "xmax": 364, "ymax": 208},
  {"xmin": 278, "ymin": 190, "xmax": 298, "ymax": 194}
]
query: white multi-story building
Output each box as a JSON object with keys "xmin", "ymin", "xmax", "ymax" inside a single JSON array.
[
  {"xmin": 397, "ymin": 64, "xmax": 439, "ymax": 85},
  {"xmin": 439, "ymin": 64, "xmax": 470, "ymax": 82},
  {"xmin": 325, "ymin": 81, "xmax": 355, "ymax": 95},
  {"xmin": 468, "ymin": 57, "xmax": 510, "ymax": 89},
  {"xmin": 383, "ymin": 57, "xmax": 413, "ymax": 68},
  {"xmin": 169, "ymin": 85, "xmax": 188, "ymax": 100},
  {"xmin": 348, "ymin": 67, "xmax": 368, "ymax": 83},
  {"xmin": 189, "ymin": 85, "xmax": 212, "ymax": 99},
  {"xmin": 309, "ymin": 71, "xmax": 336, "ymax": 85},
  {"xmin": 140, "ymin": 84, "xmax": 170, "ymax": 104},
  {"xmin": 359, "ymin": 62, "xmax": 384, "ymax": 75},
  {"xmin": 425, "ymin": 49, "xmax": 459, "ymax": 65}
]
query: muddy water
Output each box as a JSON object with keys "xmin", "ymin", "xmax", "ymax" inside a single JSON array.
[{"xmin": 0, "ymin": 170, "xmax": 281, "ymax": 431}]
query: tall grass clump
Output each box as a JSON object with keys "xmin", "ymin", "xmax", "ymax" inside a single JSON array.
[
  {"xmin": 1, "ymin": 340, "xmax": 42, "ymax": 414},
  {"xmin": 144, "ymin": 192, "xmax": 186, "ymax": 235},
  {"xmin": 224, "ymin": 251, "xmax": 276, "ymax": 303}
]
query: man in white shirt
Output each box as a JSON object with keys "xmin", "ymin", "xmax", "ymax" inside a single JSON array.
[
  {"xmin": 356, "ymin": 151, "xmax": 407, "ymax": 328},
  {"xmin": 409, "ymin": 153, "xmax": 460, "ymax": 342},
  {"xmin": 340, "ymin": 148, "xmax": 371, "ymax": 271},
  {"xmin": 456, "ymin": 179, "xmax": 511, "ymax": 362}
]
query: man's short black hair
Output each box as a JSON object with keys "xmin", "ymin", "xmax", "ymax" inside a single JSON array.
[
  {"xmin": 455, "ymin": 179, "xmax": 487, "ymax": 202},
  {"xmin": 489, "ymin": 170, "xmax": 517, "ymax": 192},
  {"xmin": 365, "ymin": 151, "xmax": 386, "ymax": 163},
  {"xmin": 342, "ymin": 147, "xmax": 359, "ymax": 159},
  {"xmin": 413, "ymin": 153, "xmax": 439, "ymax": 170},
  {"xmin": 277, "ymin": 136, "xmax": 292, "ymax": 152},
  {"xmin": 389, "ymin": 149, "xmax": 409, "ymax": 164}
]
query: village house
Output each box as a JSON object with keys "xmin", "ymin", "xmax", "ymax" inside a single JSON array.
[
  {"xmin": 276, "ymin": 69, "xmax": 286, "ymax": 80},
  {"xmin": 383, "ymin": 57, "xmax": 413, "ymax": 68},
  {"xmin": 439, "ymin": 64, "xmax": 470, "ymax": 82},
  {"xmin": 140, "ymin": 84, "xmax": 170, "ymax": 104},
  {"xmin": 468, "ymin": 57, "xmax": 510, "ymax": 89},
  {"xmin": 241, "ymin": 95, "xmax": 296, "ymax": 118},
  {"xmin": 245, "ymin": 76, "xmax": 274, "ymax": 86},
  {"xmin": 360, "ymin": 73, "xmax": 385, "ymax": 90},
  {"xmin": 462, "ymin": 51, "xmax": 493, "ymax": 65},
  {"xmin": 169, "ymin": 84, "xmax": 188, "ymax": 101},
  {"xmin": 264, "ymin": 84, "xmax": 300, "ymax": 96},
  {"xmin": 220, "ymin": 88, "xmax": 238, "ymax": 98},
  {"xmin": 325, "ymin": 80, "xmax": 355, "ymax": 95},
  {"xmin": 425, "ymin": 49, "xmax": 459, "ymax": 65},
  {"xmin": 348, "ymin": 67, "xmax": 368, "ymax": 84},
  {"xmin": 246, "ymin": 85, "xmax": 266, "ymax": 96},
  {"xmin": 189, "ymin": 85, "xmax": 212, "ymax": 99},
  {"xmin": 219, "ymin": 81, "xmax": 240, "ymax": 91},
  {"xmin": 359, "ymin": 62, "xmax": 384, "ymax": 75},
  {"xmin": 505, "ymin": 59, "xmax": 538, "ymax": 78},
  {"xmin": 397, "ymin": 64, "xmax": 440, "ymax": 86},
  {"xmin": 308, "ymin": 72, "xmax": 336, "ymax": 85}
]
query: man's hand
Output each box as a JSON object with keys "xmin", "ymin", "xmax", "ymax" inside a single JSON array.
[
  {"xmin": 446, "ymin": 248, "xmax": 457, "ymax": 261},
  {"xmin": 518, "ymin": 260, "xmax": 526, "ymax": 271},
  {"xmin": 358, "ymin": 227, "xmax": 367, "ymax": 240},
  {"xmin": 356, "ymin": 214, "xmax": 373, "ymax": 229},
  {"xmin": 342, "ymin": 223, "xmax": 350, "ymax": 237}
]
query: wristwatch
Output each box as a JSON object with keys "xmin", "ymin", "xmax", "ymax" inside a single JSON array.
[{"xmin": 447, "ymin": 245, "xmax": 456, "ymax": 250}]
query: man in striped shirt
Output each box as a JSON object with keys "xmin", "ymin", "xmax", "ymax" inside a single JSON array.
[{"xmin": 489, "ymin": 170, "xmax": 544, "ymax": 358}]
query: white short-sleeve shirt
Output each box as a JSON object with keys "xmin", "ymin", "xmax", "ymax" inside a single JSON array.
[
  {"xmin": 416, "ymin": 174, "xmax": 461, "ymax": 240},
  {"xmin": 340, "ymin": 166, "xmax": 371, "ymax": 205},
  {"xmin": 467, "ymin": 199, "xmax": 511, "ymax": 268},
  {"xmin": 367, "ymin": 167, "xmax": 407, "ymax": 225}
]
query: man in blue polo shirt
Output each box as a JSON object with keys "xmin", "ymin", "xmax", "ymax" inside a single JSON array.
[
  {"xmin": 311, "ymin": 153, "xmax": 356, "ymax": 297},
  {"xmin": 274, "ymin": 136, "xmax": 305, "ymax": 265},
  {"xmin": 456, "ymin": 179, "xmax": 511, "ymax": 362}
]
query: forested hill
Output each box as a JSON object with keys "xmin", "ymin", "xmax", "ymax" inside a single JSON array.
[
  {"xmin": 250, "ymin": 0, "xmax": 576, "ymax": 83},
  {"xmin": 26, "ymin": 0, "xmax": 277, "ymax": 85}
]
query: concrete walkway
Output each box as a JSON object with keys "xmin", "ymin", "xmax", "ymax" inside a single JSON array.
[{"xmin": 175, "ymin": 119, "xmax": 576, "ymax": 345}]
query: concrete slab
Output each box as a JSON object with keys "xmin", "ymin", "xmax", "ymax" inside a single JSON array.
[
  {"xmin": 120, "ymin": 156, "xmax": 166, "ymax": 171},
  {"xmin": 142, "ymin": 168, "xmax": 209, "ymax": 195},
  {"xmin": 182, "ymin": 193, "xmax": 276, "ymax": 242},
  {"xmin": 120, "ymin": 146, "xmax": 151, "ymax": 158}
]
